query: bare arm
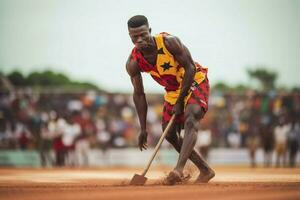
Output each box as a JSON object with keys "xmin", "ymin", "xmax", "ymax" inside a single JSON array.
[
  {"xmin": 126, "ymin": 55, "xmax": 148, "ymax": 150},
  {"xmin": 164, "ymin": 36, "xmax": 196, "ymax": 114}
]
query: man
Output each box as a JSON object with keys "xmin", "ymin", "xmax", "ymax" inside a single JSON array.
[
  {"xmin": 195, "ymin": 123, "xmax": 212, "ymax": 161},
  {"xmin": 274, "ymin": 117, "xmax": 290, "ymax": 167},
  {"xmin": 126, "ymin": 15, "xmax": 215, "ymax": 185},
  {"xmin": 288, "ymin": 115, "xmax": 300, "ymax": 167}
]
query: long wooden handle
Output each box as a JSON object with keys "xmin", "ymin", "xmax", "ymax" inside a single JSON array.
[{"xmin": 141, "ymin": 114, "xmax": 176, "ymax": 176}]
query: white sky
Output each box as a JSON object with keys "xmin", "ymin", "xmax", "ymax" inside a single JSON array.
[{"xmin": 0, "ymin": 0, "xmax": 299, "ymax": 93}]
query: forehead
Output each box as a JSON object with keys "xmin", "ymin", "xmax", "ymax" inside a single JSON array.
[{"xmin": 128, "ymin": 25, "xmax": 150, "ymax": 36}]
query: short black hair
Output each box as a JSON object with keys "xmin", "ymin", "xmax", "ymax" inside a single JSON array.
[{"xmin": 127, "ymin": 15, "xmax": 149, "ymax": 28}]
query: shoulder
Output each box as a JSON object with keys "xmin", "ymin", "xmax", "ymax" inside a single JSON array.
[
  {"xmin": 163, "ymin": 34, "xmax": 184, "ymax": 55},
  {"xmin": 126, "ymin": 54, "xmax": 141, "ymax": 77}
]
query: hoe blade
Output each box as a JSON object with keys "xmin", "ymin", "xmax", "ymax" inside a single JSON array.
[{"xmin": 129, "ymin": 174, "xmax": 147, "ymax": 185}]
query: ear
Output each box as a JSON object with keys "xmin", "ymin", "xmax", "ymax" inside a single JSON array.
[{"xmin": 149, "ymin": 27, "xmax": 152, "ymax": 33}]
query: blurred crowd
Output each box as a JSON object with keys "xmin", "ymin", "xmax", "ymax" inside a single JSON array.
[
  {"xmin": 0, "ymin": 88, "xmax": 299, "ymax": 167},
  {"xmin": 0, "ymin": 89, "xmax": 164, "ymax": 167},
  {"xmin": 204, "ymin": 90, "xmax": 300, "ymax": 167}
]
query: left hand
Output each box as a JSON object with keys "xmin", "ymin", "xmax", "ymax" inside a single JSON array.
[
  {"xmin": 138, "ymin": 130, "xmax": 148, "ymax": 151},
  {"xmin": 172, "ymin": 101, "xmax": 184, "ymax": 116}
]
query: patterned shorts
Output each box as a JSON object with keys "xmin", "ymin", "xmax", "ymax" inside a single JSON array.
[{"xmin": 162, "ymin": 68, "xmax": 210, "ymax": 125}]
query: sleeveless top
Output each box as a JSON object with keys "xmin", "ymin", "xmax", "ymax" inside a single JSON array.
[{"xmin": 131, "ymin": 32, "xmax": 207, "ymax": 105}]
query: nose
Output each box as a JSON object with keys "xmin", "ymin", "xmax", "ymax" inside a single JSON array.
[{"xmin": 136, "ymin": 36, "xmax": 143, "ymax": 43}]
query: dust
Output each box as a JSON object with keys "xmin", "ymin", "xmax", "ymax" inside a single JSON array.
[
  {"xmin": 153, "ymin": 178, "xmax": 165, "ymax": 185},
  {"xmin": 112, "ymin": 179, "xmax": 130, "ymax": 186},
  {"xmin": 152, "ymin": 171, "xmax": 193, "ymax": 186}
]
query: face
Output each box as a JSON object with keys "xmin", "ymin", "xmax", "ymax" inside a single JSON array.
[{"xmin": 128, "ymin": 25, "xmax": 152, "ymax": 50}]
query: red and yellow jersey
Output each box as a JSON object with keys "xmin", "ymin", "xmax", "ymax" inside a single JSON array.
[{"xmin": 131, "ymin": 32, "xmax": 208, "ymax": 105}]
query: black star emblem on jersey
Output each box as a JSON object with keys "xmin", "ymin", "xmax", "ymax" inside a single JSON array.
[
  {"xmin": 157, "ymin": 48, "xmax": 165, "ymax": 55},
  {"xmin": 161, "ymin": 62, "xmax": 173, "ymax": 71}
]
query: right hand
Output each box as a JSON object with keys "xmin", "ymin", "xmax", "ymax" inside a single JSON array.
[
  {"xmin": 138, "ymin": 130, "xmax": 148, "ymax": 151},
  {"xmin": 172, "ymin": 101, "xmax": 184, "ymax": 116}
]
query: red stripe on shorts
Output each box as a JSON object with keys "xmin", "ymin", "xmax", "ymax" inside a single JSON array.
[{"xmin": 162, "ymin": 69, "xmax": 209, "ymax": 125}]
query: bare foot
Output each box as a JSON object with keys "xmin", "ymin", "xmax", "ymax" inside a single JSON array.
[
  {"xmin": 195, "ymin": 169, "xmax": 215, "ymax": 183},
  {"xmin": 163, "ymin": 170, "xmax": 186, "ymax": 185}
]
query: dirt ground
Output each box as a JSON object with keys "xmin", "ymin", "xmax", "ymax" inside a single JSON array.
[{"xmin": 0, "ymin": 166, "xmax": 300, "ymax": 200}]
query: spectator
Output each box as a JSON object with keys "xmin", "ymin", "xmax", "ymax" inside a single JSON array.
[
  {"xmin": 62, "ymin": 116, "xmax": 81, "ymax": 166},
  {"xmin": 40, "ymin": 123, "xmax": 55, "ymax": 167},
  {"xmin": 288, "ymin": 116, "xmax": 300, "ymax": 167},
  {"xmin": 274, "ymin": 117, "xmax": 291, "ymax": 167},
  {"xmin": 260, "ymin": 124, "xmax": 274, "ymax": 167},
  {"xmin": 195, "ymin": 125, "xmax": 212, "ymax": 161}
]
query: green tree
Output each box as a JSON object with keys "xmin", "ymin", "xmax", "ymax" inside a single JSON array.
[
  {"xmin": 212, "ymin": 82, "xmax": 249, "ymax": 93},
  {"xmin": 292, "ymin": 87, "xmax": 300, "ymax": 93},
  {"xmin": 233, "ymin": 84, "xmax": 248, "ymax": 92},
  {"xmin": 4, "ymin": 69, "xmax": 100, "ymax": 90},
  {"xmin": 212, "ymin": 81, "xmax": 231, "ymax": 92},
  {"xmin": 247, "ymin": 67, "xmax": 277, "ymax": 91},
  {"xmin": 7, "ymin": 70, "xmax": 26, "ymax": 86},
  {"xmin": 27, "ymin": 71, "xmax": 70, "ymax": 86}
]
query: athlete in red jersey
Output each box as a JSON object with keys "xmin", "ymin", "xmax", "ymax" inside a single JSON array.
[{"xmin": 126, "ymin": 15, "xmax": 215, "ymax": 185}]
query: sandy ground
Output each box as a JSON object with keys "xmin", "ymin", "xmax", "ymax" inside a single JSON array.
[{"xmin": 0, "ymin": 166, "xmax": 300, "ymax": 200}]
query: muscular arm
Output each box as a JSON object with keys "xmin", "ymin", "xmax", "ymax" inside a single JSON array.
[
  {"xmin": 126, "ymin": 56, "xmax": 148, "ymax": 149},
  {"xmin": 164, "ymin": 36, "xmax": 196, "ymax": 110}
]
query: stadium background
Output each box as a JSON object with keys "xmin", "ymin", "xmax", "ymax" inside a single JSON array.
[{"xmin": 0, "ymin": 0, "xmax": 299, "ymax": 199}]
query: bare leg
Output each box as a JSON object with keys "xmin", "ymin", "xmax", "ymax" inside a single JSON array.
[
  {"xmin": 165, "ymin": 130, "xmax": 212, "ymax": 173},
  {"xmin": 264, "ymin": 151, "xmax": 272, "ymax": 167},
  {"xmin": 276, "ymin": 150, "xmax": 280, "ymax": 167},
  {"xmin": 283, "ymin": 151, "xmax": 287, "ymax": 167},
  {"xmin": 164, "ymin": 104, "xmax": 214, "ymax": 184}
]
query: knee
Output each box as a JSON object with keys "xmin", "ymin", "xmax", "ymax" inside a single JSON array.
[{"xmin": 184, "ymin": 115, "xmax": 197, "ymax": 131}]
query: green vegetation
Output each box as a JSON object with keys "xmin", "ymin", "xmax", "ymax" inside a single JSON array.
[
  {"xmin": 212, "ymin": 66, "xmax": 282, "ymax": 93},
  {"xmin": 212, "ymin": 82, "xmax": 248, "ymax": 93},
  {"xmin": 0, "ymin": 66, "xmax": 296, "ymax": 93},
  {"xmin": 2, "ymin": 70, "xmax": 100, "ymax": 90},
  {"xmin": 247, "ymin": 67, "xmax": 277, "ymax": 91}
]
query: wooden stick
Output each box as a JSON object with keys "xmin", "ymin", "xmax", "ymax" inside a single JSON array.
[{"xmin": 141, "ymin": 114, "xmax": 176, "ymax": 176}]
